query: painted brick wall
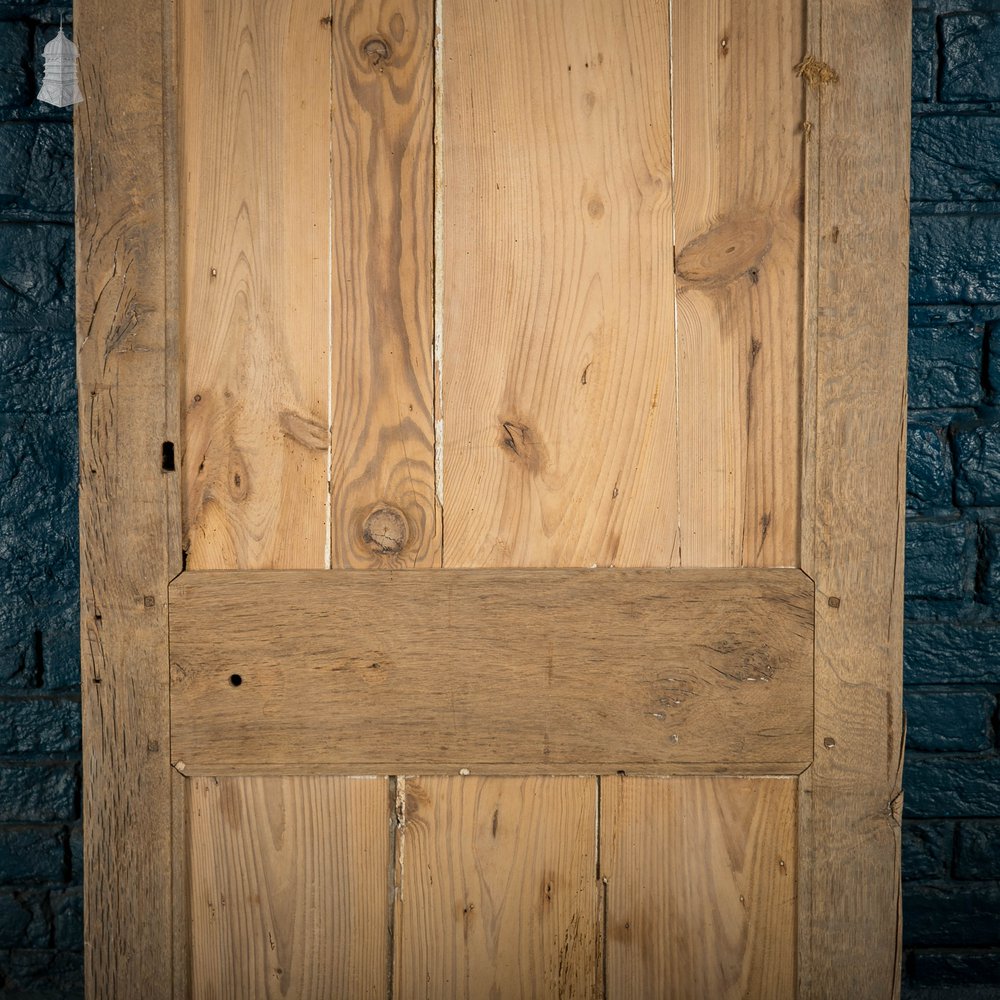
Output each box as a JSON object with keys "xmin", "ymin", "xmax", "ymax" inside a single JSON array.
[
  {"xmin": 0, "ymin": 2, "xmax": 81, "ymax": 996},
  {"xmin": 0, "ymin": 2, "xmax": 999, "ymax": 998},
  {"xmin": 905, "ymin": 3, "xmax": 1000, "ymax": 997}
]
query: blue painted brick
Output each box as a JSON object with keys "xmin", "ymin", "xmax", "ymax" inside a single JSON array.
[
  {"xmin": 0, "ymin": 827, "xmax": 63, "ymax": 884},
  {"xmin": 904, "ymin": 882, "xmax": 1000, "ymax": 947},
  {"xmin": 990, "ymin": 323, "xmax": 1000, "ymax": 398},
  {"xmin": 0, "ymin": 122, "xmax": 72, "ymax": 220},
  {"xmin": 912, "ymin": 116, "xmax": 1000, "ymax": 204},
  {"xmin": 0, "ymin": 765, "xmax": 76, "ymax": 822},
  {"xmin": 910, "ymin": 951, "xmax": 1000, "ymax": 987},
  {"xmin": 905, "ymin": 519, "xmax": 974, "ymax": 599},
  {"xmin": 909, "ymin": 322, "xmax": 984, "ymax": 409},
  {"xmin": 941, "ymin": 14, "xmax": 1000, "ymax": 103},
  {"xmin": 905, "ymin": 690, "xmax": 995, "ymax": 751},
  {"xmin": 912, "ymin": 12, "xmax": 937, "ymax": 104},
  {"xmin": 0, "ymin": 948, "xmax": 84, "ymax": 995},
  {"xmin": 956, "ymin": 422, "xmax": 1000, "ymax": 506},
  {"xmin": 0, "ymin": 21, "xmax": 32, "ymax": 109},
  {"xmin": 906, "ymin": 756, "xmax": 1000, "ymax": 817},
  {"xmin": 955, "ymin": 821, "xmax": 1000, "ymax": 878},
  {"xmin": 50, "ymin": 886, "xmax": 81, "ymax": 951},
  {"xmin": 0, "ymin": 890, "xmax": 49, "ymax": 949},
  {"xmin": 908, "ymin": 422, "xmax": 954, "ymax": 513},
  {"xmin": 0, "ymin": 223, "xmax": 73, "ymax": 329},
  {"xmin": 983, "ymin": 520, "xmax": 1000, "ymax": 609},
  {"xmin": 67, "ymin": 823, "xmax": 80, "ymax": 883},
  {"xmin": 0, "ymin": 698, "xmax": 80, "ymax": 755},
  {"xmin": 0, "ymin": 327, "xmax": 75, "ymax": 413},
  {"xmin": 910, "ymin": 215, "xmax": 1000, "ymax": 305},
  {"xmin": 903, "ymin": 820, "xmax": 955, "ymax": 880},
  {"xmin": 905, "ymin": 624, "xmax": 1000, "ymax": 685}
]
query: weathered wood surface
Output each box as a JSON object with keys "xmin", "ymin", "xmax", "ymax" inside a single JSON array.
[
  {"xmin": 169, "ymin": 568, "xmax": 814, "ymax": 773},
  {"xmin": 393, "ymin": 776, "xmax": 599, "ymax": 999},
  {"xmin": 672, "ymin": 0, "xmax": 804, "ymax": 568},
  {"xmin": 601, "ymin": 776, "xmax": 798, "ymax": 998},
  {"xmin": 188, "ymin": 776, "xmax": 389, "ymax": 999},
  {"xmin": 440, "ymin": 0, "xmax": 678, "ymax": 568},
  {"xmin": 180, "ymin": 0, "xmax": 331, "ymax": 570},
  {"xmin": 799, "ymin": 1, "xmax": 910, "ymax": 995},
  {"xmin": 330, "ymin": 0, "xmax": 438, "ymax": 569},
  {"xmin": 76, "ymin": 0, "xmax": 178, "ymax": 994}
]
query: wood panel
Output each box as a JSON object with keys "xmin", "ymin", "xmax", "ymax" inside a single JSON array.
[
  {"xmin": 76, "ymin": 0, "xmax": 178, "ymax": 993},
  {"xmin": 169, "ymin": 568, "xmax": 814, "ymax": 773},
  {"xmin": 601, "ymin": 776, "xmax": 798, "ymax": 999},
  {"xmin": 672, "ymin": 0, "xmax": 805, "ymax": 567},
  {"xmin": 800, "ymin": 0, "xmax": 910, "ymax": 994},
  {"xmin": 393, "ymin": 776, "xmax": 599, "ymax": 998},
  {"xmin": 180, "ymin": 0, "xmax": 331, "ymax": 570},
  {"xmin": 188, "ymin": 776, "xmax": 389, "ymax": 999},
  {"xmin": 440, "ymin": 0, "xmax": 678, "ymax": 568},
  {"xmin": 329, "ymin": 0, "xmax": 438, "ymax": 569}
]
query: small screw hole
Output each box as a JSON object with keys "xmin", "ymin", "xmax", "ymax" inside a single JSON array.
[{"xmin": 229, "ymin": 674, "xmax": 243, "ymax": 687}]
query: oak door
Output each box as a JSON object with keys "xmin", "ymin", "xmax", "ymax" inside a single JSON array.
[{"xmin": 77, "ymin": 0, "xmax": 910, "ymax": 996}]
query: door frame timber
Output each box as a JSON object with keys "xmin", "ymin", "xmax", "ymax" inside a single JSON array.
[{"xmin": 75, "ymin": 1, "xmax": 909, "ymax": 998}]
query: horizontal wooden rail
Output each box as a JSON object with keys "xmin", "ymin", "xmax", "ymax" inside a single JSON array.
[{"xmin": 168, "ymin": 568, "xmax": 814, "ymax": 775}]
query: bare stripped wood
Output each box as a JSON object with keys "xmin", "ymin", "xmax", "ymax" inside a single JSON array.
[
  {"xmin": 188, "ymin": 776, "xmax": 389, "ymax": 999},
  {"xmin": 76, "ymin": 0, "xmax": 178, "ymax": 993},
  {"xmin": 672, "ymin": 0, "xmax": 804, "ymax": 567},
  {"xmin": 393, "ymin": 776, "xmax": 599, "ymax": 998},
  {"xmin": 180, "ymin": 0, "xmax": 331, "ymax": 570},
  {"xmin": 329, "ymin": 0, "xmax": 438, "ymax": 569},
  {"xmin": 800, "ymin": 1, "xmax": 910, "ymax": 995},
  {"xmin": 441, "ymin": 0, "xmax": 678, "ymax": 568},
  {"xmin": 601, "ymin": 776, "xmax": 797, "ymax": 999},
  {"xmin": 169, "ymin": 568, "xmax": 814, "ymax": 771}
]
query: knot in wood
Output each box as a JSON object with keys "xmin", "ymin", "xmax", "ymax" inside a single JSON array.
[
  {"xmin": 362, "ymin": 505, "xmax": 409, "ymax": 555},
  {"xmin": 362, "ymin": 35, "xmax": 391, "ymax": 71}
]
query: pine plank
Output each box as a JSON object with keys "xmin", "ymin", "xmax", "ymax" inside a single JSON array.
[
  {"xmin": 329, "ymin": 0, "xmax": 438, "ymax": 568},
  {"xmin": 601, "ymin": 776, "xmax": 798, "ymax": 999},
  {"xmin": 672, "ymin": 0, "xmax": 805, "ymax": 567},
  {"xmin": 168, "ymin": 568, "xmax": 814, "ymax": 773},
  {"xmin": 76, "ymin": 0, "xmax": 178, "ymax": 992},
  {"xmin": 188, "ymin": 776, "xmax": 389, "ymax": 999},
  {"xmin": 180, "ymin": 0, "xmax": 332, "ymax": 570},
  {"xmin": 800, "ymin": 0, "xmax": 910, "ymax": 994},
  {"xmin": 393, "ymin": 776, "xmax": 600, "ymax": 998},
  {"xmin": 440, "ymin": 0, "xmax": 678, "ymax": 568}
]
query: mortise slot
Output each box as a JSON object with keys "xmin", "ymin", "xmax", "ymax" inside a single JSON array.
[{"xmin": 161, "ymin": 441, "xmax": 176, "ymax": 472}]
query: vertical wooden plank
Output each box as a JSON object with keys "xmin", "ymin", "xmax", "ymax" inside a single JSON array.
[
  {"xmin": 188, "ymin": 776, "xmax": 390, "ymax": 999},
  {"xmin": 76, "ymin": 0, "xmax": 177, "ymax": 993},
  {"xmin": 601, "ymin": 776, "xmax": 798, "ymax": 999},
  {"xmin": 329, "ymin": 0, "xmax": 438, "ymax": 569},
  {"xmin": 180, "ymin": 0, "xmax": 332, "ymax": 570},
  {"xmin": 672, "ymin": 0, "xmax": 805, "ymax": 567},
  {"xmin": 394, "ymin": 776, "xmax": 599, "ymax": 998},
  {"xmin": 801, "ymin": 0, "xmax": 909, "ymax": 995},
  {"xmin": 441, "ymin": 0, "xmax": 678, "ymax": 568}
]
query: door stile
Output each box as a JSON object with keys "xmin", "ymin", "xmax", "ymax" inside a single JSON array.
[{"xmin": 798, "ymin": 1, "xmax": 910, "ymax": 996}]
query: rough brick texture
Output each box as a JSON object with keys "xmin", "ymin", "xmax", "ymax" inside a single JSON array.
[
  {"xmin": 0, "ymin": 3, "xmax": 81, "ymax": 996},
  {"xmin": 904, "ymin": 6, "xmax": 1000, "ymax": 992}
]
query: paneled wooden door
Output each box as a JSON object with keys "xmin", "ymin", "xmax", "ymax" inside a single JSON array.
[{"xmin": 76, "ymin": 0, "xmax": 910, "ymax": 997}]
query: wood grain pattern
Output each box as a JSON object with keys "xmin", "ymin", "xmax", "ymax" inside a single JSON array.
[
  {"xmin": 393, "ymin": 776, "xmax": 599, "ymax": 998},
  {"xmin": 800, "ymin": 1, "xmax": 909, "ymax": 994},
  {"xmin": 76, "ymin": 0, "xmax": 179, "ymax": 993},
  {"xmin": 329, "ymin": 0, "xmax": 438, "ymax": 569},
  {"xmin": 441, "ymin": 0, "xmax": 678, "ymax": 568},
  {"xmin": 169, "ymin": 568, "xmax": 814, "ymax": 772},
  {"xmin": 180, "ymin": 0, "xmax": 331, "ymax": 570},
  {"xmin": 601, "ymin": 776, "xmax": 798, "ymax": 999},
  {"xmin": 672, "ymin": 0, "xmax": 805, "ymax": 567},
  {"xmin": 188, "ymin": 776, "xmax": 389, "ymax": 999}
]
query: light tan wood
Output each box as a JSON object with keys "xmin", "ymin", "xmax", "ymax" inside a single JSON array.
[
  {"xmin": 799, "ymin": 1, "xmax": 909, "ymax": 995},
  {"xmin": 671, "ymin": 0, "xmax": 804, "ymax": 568},
  {"xmin": 329, "ymin": 0, "xmax": 438, "ymax": 569},
  {"xmin": 179, "ymin": 0, "xmax": 331, "ymax": 570},
  {"xmin": 441, "ymin": 0, "xmax": 678, "ymax": 568},
  {"xmin": 169, "ymin": 568, "xmax": 814, "ymax": 772},
  {"xmin": 601, "ymin": 776, "xmax": 797, "ymax": 999},
  {"xmin": 393, "ymin": 776, "xmax": 599, "ymax": 998},
  {"xmin": 188, "ymin": 776, "xmax": 390, "ymax": 999},
  {"xmin": 76, "ymin": 0, "xmax": 179, "ymax": 993}
]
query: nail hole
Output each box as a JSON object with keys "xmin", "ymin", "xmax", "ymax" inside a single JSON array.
[{"xmin": 229, "ymin": 673, "xmax": 243, "ymax": 687}]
